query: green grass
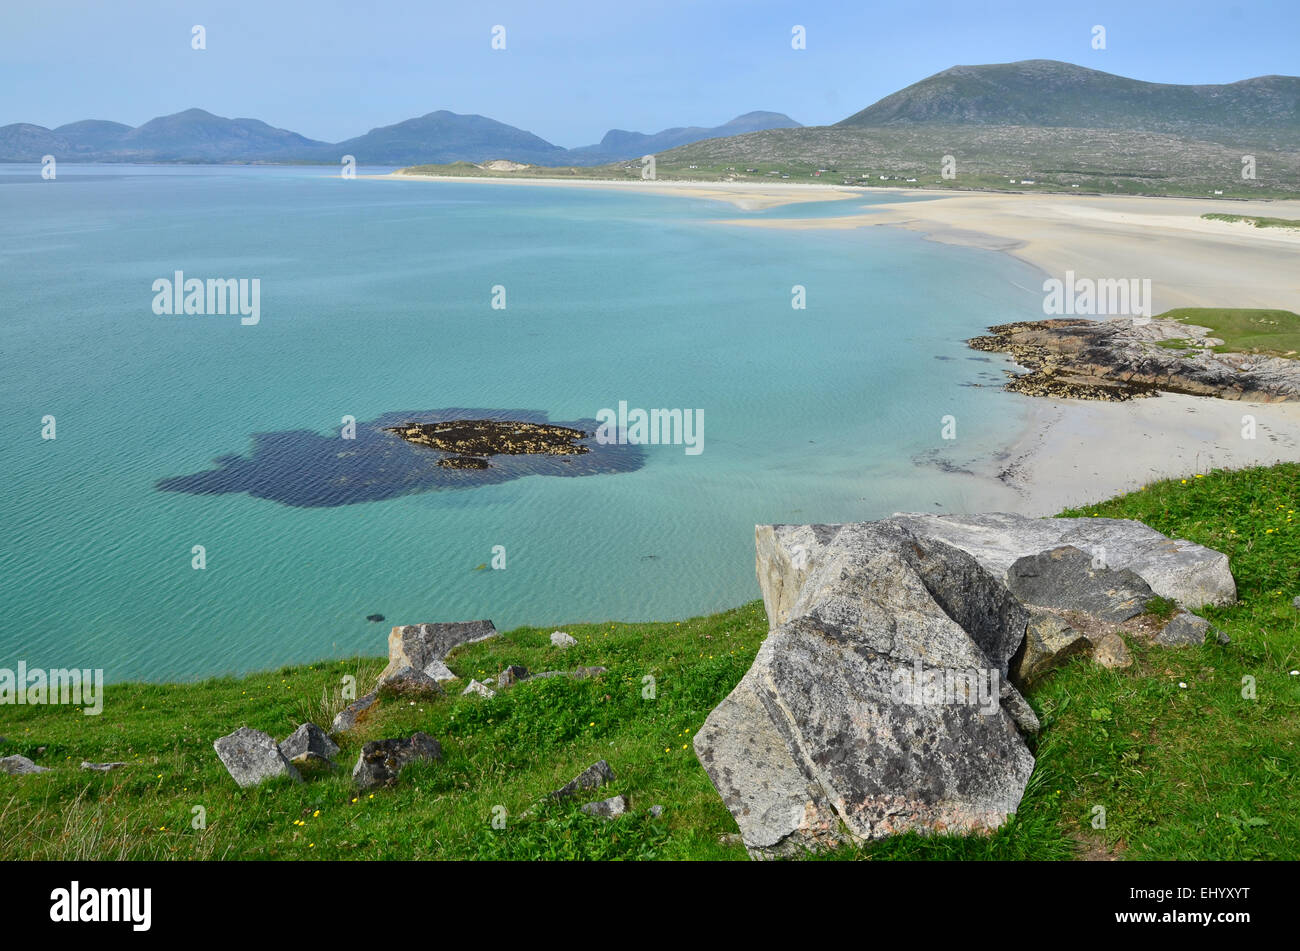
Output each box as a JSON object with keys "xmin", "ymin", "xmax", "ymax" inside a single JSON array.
[
  {"xmin": 1203, "ymin": 212, "xmax": 1300, "ymax": 230},
  {"xmin": 1158, "ymin": 307, "xmax": 1300, "ymax": 358},
  {"xmin": 3, "ymin": 466, "xmax": 1298, "ymax": 860}
]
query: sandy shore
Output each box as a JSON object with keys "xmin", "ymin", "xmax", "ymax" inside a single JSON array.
[
  {"xmin": 372, "ymin": 171, "xmax": 1300, "ymax": 512},
  {"xmin": 364, "ymin": 171, "xmax": 860, "ymax": 211}
]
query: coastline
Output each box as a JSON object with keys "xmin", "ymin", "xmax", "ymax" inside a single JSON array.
[{"xmin": 372, "ymin": 171, "xmax": 1300, "ymax": 515}]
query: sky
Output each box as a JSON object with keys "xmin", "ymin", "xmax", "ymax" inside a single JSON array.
[{"xmin": 1, "ymin": 0, "xmax": 1296, "ymax": 147}]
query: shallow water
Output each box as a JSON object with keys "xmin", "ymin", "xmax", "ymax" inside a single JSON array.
[{"xmin": 0, "ymin": 165, "xmax": 1046, "ymax": 681}]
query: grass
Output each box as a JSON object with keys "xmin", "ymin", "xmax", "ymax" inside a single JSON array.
[
  {"xmin": 3, "ymin": 465, "xmax": 1298, "ymax": 860},
  {"xmin": 1203, "ymin": 213, "xmax": 1300, "ymax": 231},
  {"xmin": 1158, "ymin": 308, "xmax": 1300, "ymax": 358}
]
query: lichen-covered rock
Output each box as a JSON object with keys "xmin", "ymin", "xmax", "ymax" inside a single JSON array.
[
  {"xmin": 280, "ymin": 723, "xmax": 340, "ymax": 766},
  {"xmin": 700, "ymin": 521, "xmax": 1035, "ymax": 859},
  {"xmin": 1, "ymin": 755, "xmax": 50, "ymax": 775},
  {"xmin": 551, "ymin": 760, "xmax": 615, "ymax": 799},
  {"xmin": 379, "ymin": 621, "xmax": 497, "ymax": 685},
  {"xmin": 352, "ymin": 733, "xmax": 442, "ymax": 791},
  {"xmin": 888, "ymin": 512, "xmax": 1235, "ymax": 608},
  {"xmin": 1006, "ymin": 545, "xmax": 1153, "ymax": 623},
  {"xmin": 331, "ymin": 691, "xmax": 378, "ymax": 734},
  {"xmin": 214, "ymin": 727, "xmax": 302, "ymax": 788}
]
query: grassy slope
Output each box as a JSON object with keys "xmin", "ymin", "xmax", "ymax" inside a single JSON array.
[
  {"xmin": 1159, "ymin": 307, "xmax": 1300, "ymax": 358},
  {"xmin": 3, "ymin": 465, "xmax": 1298, "ymax": 860}
]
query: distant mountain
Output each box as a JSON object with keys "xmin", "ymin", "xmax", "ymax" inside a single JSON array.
[
  {"xmin": 0, "ymin": 109, "xmax": 326, "ymax": 162},
  {"xmin": 562, "ymin": 111, "xmax": 802, "ymax": 165},
  {"xmin": 837, "ymin": 60, "xmax": 1300, "ymax": 143},
  {"xmin": 0, "ymin": 107, "xmax": 802, "ymax": 165},
  {"xmin": 320, "ymin": 110, "xmax": 565, "ymax": 166}
]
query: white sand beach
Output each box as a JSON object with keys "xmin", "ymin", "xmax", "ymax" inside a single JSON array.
[{"xmin": 374, "ymin": 171, "xmax": 1300, "ymax": 513}]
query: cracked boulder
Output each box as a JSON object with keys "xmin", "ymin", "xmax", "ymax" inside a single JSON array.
[
  {"xmin": 214, "ymin": 727, "xmax": 302, "ymax": 788},
  {"xmin": 698, "ymin": 521, "xmax": 1036, "ymax": 859}
]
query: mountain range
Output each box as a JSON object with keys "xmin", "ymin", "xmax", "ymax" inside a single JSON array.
[
  {"xmin": 0, "ymin": 107, "xmax": 801, "ymax": 165},
  {"xmin": 3, "ymin": 60, "xmax": 1296, "ymax": 169}
]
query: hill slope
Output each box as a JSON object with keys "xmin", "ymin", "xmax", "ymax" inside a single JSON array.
[{"xmin": 838, "ymin": 60, "xmax": 1300, "ymax": 144}]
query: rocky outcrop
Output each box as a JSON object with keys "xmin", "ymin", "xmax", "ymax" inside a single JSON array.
[
  {"xmin": 707, "ymin": 513, "xmax": 1238, "ymax": 858},
  {"xmin": 352, "ymin": 733, "xmax": 442, "ymax": 790},
  {"xmin": 214, "ymin": 727, "xmax": 302, "ymax": 788},
  {"xmin": 699, "ymin": 521, "xmax": 1038, "ymax": 859},
  {"xmin": 379, "ymin": 620, "xmax": 497, "ymax": 685},
  {"xmin": 968, "ymin": 317, "xmax": 1300, "ymax": 402}
]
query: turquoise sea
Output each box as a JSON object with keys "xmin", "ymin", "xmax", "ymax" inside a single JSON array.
[{"xmin": 0, "ymin": 165, "xmax": 1046, "ymax": 681}]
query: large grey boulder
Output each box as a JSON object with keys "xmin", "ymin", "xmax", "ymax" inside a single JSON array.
[
  {"xmin": 352, "ymin": 732, "xmax": 442, "ymax": 791},
  {"xmin": 214, "ymin": 727, "xmax": 302, "ymax": 788},
  {"xmin": 700, "ymin": 521, "xmax": 1036, "ymax": 859},
  {"xmin": 280, "ymin": 723, "xmax": 340, "ymax": 766},
  {"xmin": 890, "ymin": 513, "xmax": 1235, "ymax": 608},
  {"xmin": 379, "ymin": 620, "xmax": 497, "ymax": 685},
  {"xmin": 1, "ymin": 754, "xmax": 50, "ymax": 775}
]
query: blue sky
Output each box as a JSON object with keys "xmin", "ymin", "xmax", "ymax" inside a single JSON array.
[{"xmin": 2, "ymin": 0, "xmax": 1296, "ymax": 146}]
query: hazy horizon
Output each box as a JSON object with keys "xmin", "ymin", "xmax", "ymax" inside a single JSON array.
[{"xmin": 3, "ymin": 0, "xmax": 1298, "ymax": 148}]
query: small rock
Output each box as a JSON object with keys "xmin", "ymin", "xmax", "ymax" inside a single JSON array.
[
  {"xmin": 1215, "ymin": 628, "xmax": 1231, "ymax": 645},
  {"xmin": 649, "ymin": 804, "xmax": 665, "ymax": 818},
  {"xmin": 1292, "ymin": 596, "xmax": 1300, "ymax": 611},
  {"xmin": 378, "ymin": 666, "xmax": 444, "ymax": 699},
  {"xmin": 213, "ymin": 727, "xmax": 302, "ymax": 788},
  {"xmin": 1, "ymin": 755, "xmax": 50, "ymax": 775},
  {"xmin": 1155, "ymin": 611, "xmax": 1210, "ymax": 647},
  {"xmin": 497, "ymin": 665, "xmax": 530, "ymax": 688},
  {"xmin": 462, "ymin": 679, "xmax": 496, "ymax": 698},
  {"xmin": 80, "ymin": 762, "xmax": 126, "ymax": 772},
  {"xmin": 551, "ymin": 759, "xmax": 615, "ymax": 799},
  {"xmin": 280, "ymin": 723, "xmax": 340, "ymax": 766},
  {"xmin": 353, "ymin": 732, "xmax": 442, "ymax": 790},
  {"xmin": 581, "ymin": 795, "xmax": 628, "ymax": 819},
  {"xmin": 551, "ymin": 631, "xmax": 577, "ymax": 648},
  {"xmin": 1091, "ymin": 632, "xmax": 1132, "ymax": 668},
  {"xmin": 381, "ymin": 621, "xmax": 497, "ymax": 684},
  {"xmin": 367, "ymin": 614, "xmax": 385, "ymax": 623},
  {"xmin": 331, "ymin": 691, "xmax": 378, "ymax": 734},
  {"xmin": 1012, "ymin": 611, "xmax": 1092, "ymax": 687},
  {"xmin": 573, "ymin": 666, "xmax": 607, "ymax": 679}
]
